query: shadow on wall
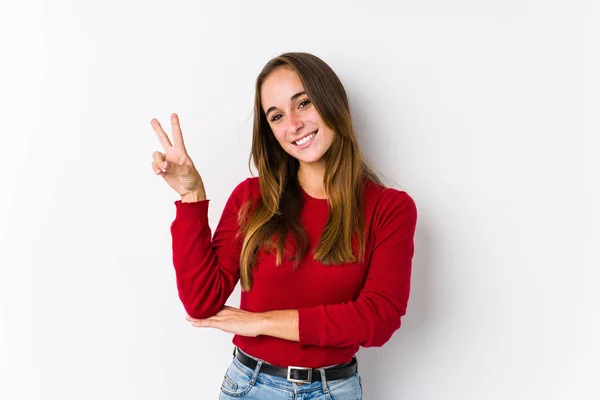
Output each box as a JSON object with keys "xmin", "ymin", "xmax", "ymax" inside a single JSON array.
[
  {"xmin": 357, "ymin": 217, "xmax": 435, "ymax": 399},
  {"xmin": 342, "ymin": 78, "xmax": 438, "ymax": 398}
]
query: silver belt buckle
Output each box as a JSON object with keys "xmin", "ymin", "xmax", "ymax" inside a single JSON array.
[{"xmin": 287, "ymin": 365, "xmax": 312, "ymax": 384}]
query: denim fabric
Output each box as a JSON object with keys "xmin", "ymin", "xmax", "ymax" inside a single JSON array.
[{"xmin": 217, "ymin": 348, "xmax": 363, "ymax": 399}]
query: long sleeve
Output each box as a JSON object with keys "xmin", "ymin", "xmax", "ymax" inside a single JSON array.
[
  {"xmin": 297, "ymin": 189, "xmax": 417, "ymax": 348},
  {"xmin": 170, "ymin": 178, "xmax": 250, "ymax": 319}
]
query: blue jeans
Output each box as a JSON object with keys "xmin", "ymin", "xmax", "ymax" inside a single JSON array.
[{"xmin": 218, "ymin": 348, "xmax": 363, "ymax": 399}]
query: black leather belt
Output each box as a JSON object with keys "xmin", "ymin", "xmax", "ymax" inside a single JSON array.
[{"xmin": 234, "ymin": 347, "xmax": 358, "ymax": 384}]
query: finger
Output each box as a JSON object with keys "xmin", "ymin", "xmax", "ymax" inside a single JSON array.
[
  {"xmin": 151, "ymin": 118, "xmax": 173, "ymax": 150},
  {"xmin": 152, "ymin": 152, "xmax": 165, "ymax": 169},
  {"xmin": 170, "ymin": 113, "xmax": 186, "ymax": 150},
  {"xmin": 152, "ymin": 151, "xmax": 165, "ymax": 163},
  {"xmin": 220, "ymin": 306, "xmax": 244, "ymax": 315},
  {"xmin": 151, "ymin": 151, "xmax": 167, "ymax": 174},
  {"xmin": 217, "ymin": 307, "xmax": 235, "ymax": 316},
  {"xmin": 191, "ymin": 319, "xmax": 218, "ymax": 328},
  {"xmin": 150, "ymin": 161, "xmax": 165, "ymax": 176},
  {"xmin": 161, "ymin": 161, "xmax": 186, "ymax": 175}
]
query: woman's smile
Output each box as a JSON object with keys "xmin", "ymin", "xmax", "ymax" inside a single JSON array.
[{"xmin": 293, "ymin": 130, "xmax": 318, "ymax": 148}]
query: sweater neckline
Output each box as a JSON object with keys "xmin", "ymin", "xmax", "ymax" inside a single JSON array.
[{"xmin": 299, "ymin": 185, "xmax": 328, "ymax": 202}]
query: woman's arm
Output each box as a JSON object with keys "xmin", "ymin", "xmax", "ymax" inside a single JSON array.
[
  {"xmin": 297, "ymin": 189, "xmax": 417, "ymax": 348},
  {"xmin": 171, "ymin": 178, "xmax": 250, "ymax": 320},
  {"xmin": 187, "ymin": 189, "xmax": 417, "ymax": 348},
  {"xmin": 186, "ymin": 307, "xmax": 300, "ymax": 342},
  {"xmin": 261, "ymin": 309, "xmax": 299, "ymax": 341}
]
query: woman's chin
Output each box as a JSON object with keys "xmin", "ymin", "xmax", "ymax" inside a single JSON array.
[
  {"xmin": 297, "ymin": 154, "xmax": 326, "ymax": 166},
  {"xmin": 283, "ymin": 143, "xmax": 327, "ymax": 165}
]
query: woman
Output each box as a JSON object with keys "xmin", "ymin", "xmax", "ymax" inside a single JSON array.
[{"xmin": 150, "ymin": 52, "xmax": 417, "ymax": 399}]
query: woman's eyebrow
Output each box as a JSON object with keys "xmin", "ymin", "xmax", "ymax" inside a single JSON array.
[{"xmin": 265, "ymin": 91, "xmax": 307, "ymax": 117}]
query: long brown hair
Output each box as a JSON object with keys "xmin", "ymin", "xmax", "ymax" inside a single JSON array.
[{"xmin": 236, "ymin": 52, "xmax": 383, "ymax": 291}]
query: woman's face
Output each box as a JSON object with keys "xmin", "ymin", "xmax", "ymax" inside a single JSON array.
[{"xmin": 260, "ymin": 67, "xmax": 335, "ymax": 168}]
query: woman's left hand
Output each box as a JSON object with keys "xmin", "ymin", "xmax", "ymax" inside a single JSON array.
[{"xmin": 186, "ymin": 306, "xmax": 264, "ymax": 337}]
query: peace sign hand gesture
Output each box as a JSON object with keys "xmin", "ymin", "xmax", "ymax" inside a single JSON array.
[{"xmin": 151, "ymin": 113, "xmax": 206, "ymax": 201}]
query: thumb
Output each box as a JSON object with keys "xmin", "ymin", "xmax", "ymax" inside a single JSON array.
[{"xmin": 162, "ymin": 161, "xmax": 186, "ymax": 175}]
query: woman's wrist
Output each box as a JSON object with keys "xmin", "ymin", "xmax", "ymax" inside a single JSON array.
[
  {"xmin": 260, "ymin": 310, "xmax": 299, "ymax": 342},
  {"xmin": 181, "ymin": 190, "xmax": 206, "ymax": 203}
]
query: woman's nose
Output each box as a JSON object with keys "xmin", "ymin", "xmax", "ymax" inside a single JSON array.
[{"xmin": 287, "ymin": 112, "xmax": 304, "ymax": 133}]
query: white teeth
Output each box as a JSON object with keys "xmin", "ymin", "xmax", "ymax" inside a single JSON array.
[{"xmin": 295, "ymin": 132, "xmax": 316, "ymax": 146}]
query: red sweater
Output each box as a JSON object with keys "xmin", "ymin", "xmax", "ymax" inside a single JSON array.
[{"xmin": 170, "ymin": 177, "xmax": 417, "ymax": 368}]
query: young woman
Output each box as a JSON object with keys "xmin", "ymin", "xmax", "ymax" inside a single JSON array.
[{"xmin": 150, "ymin": 52, "xmax": 417, "ymax": 399}]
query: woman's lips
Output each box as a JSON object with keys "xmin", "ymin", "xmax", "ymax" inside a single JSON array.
[{"xmin": 293, "ymin": 130, "xmax": 318, "ymax": 148}]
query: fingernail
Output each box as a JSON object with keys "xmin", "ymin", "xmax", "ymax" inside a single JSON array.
[
  {"xmin": 155, "ymin": 169, "xmax": 161, "ymax": 175},
  {"xmin": 162, "ymin": 161, "xmax": 168, "ymax": 171}
]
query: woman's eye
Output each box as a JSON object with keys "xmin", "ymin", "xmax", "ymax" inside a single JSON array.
[
  {"xmin": 270, "ymin": 114, "xmax": 282, "ymax": 122},
  {"xmin": 299, "ymin": 99, "xmax": 311, "ymax": 108}
]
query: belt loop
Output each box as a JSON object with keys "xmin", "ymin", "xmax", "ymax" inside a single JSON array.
[
  {"xmin": 249, "ymin": 360, "xmax": 263, "ymax": 385},
  {"xmin": 318, "ymin": 367, "xmax": 329, "ymax": 394}
]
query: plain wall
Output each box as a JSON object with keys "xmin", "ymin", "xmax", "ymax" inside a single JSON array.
[{"xmin": 1, "ymin": 1, "xmax": 598, "ymax": 399}]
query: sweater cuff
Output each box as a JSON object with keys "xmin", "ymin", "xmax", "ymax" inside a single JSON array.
[
  {"xmin": 298, "ymin": 306, "xmax": 323, "ymax": 346},
  {"xmin": 174, "ymin": 199, "xmax": 210, "ymax": 222}
]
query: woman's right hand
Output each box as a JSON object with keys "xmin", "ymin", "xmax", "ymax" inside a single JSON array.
[{"xmin": 150, "ymin": 113, "xmax": 206, "ymax": 200}]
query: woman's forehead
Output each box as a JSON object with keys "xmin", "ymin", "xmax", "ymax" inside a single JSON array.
[{"xmin": 261, "ymin": 68, "xmax": 305, "ymax": 107}]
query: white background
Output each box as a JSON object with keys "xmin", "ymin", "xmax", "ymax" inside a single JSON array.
[{"xmin": 1, "ymin": 1, "xmax": 598, "ymax": 399}]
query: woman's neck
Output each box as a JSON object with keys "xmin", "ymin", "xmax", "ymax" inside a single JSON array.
[{"xmin": 297, "ymin": 163, "xmax": 327, "ymax": 199}]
